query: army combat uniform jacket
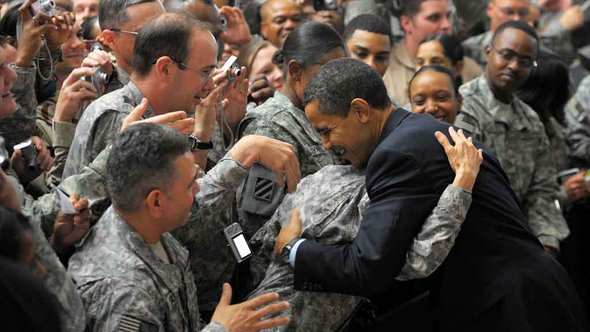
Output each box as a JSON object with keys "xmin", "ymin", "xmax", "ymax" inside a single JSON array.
[
  {"xmin": 247, "ymin": 165, "xmax": 473, "ymax": 331},
  {"xmin": 68, "ymin": 207, "xmax": 227, "ymax": 332},
  {"xmin": 456, "ymin": 75, "xmax": 569, "ymax": 249}
]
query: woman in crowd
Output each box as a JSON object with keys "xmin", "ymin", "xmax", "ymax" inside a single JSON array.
[
  {"xmin": 237, "ymin": 38, "xmax": 283, "ymax": 105},
  {"xmin": 415, "ymin": 34, "xmax": 466, "ymax": 88},
  {"xmin": 408, "ymin": 64, "xmax": 462, "ymax": 124}
]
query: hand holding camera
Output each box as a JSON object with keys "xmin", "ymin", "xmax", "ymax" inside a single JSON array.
[
  {"xmin": 218, "ymin": 56, "xmax": 249, "ymax": 130},
  {"xmin": 11, "ymin": 137, "xmax": 53, "ymax": 184},
  {"xmin": 55, "ymin": 67, "xmax": 99, "ymax": 122}
]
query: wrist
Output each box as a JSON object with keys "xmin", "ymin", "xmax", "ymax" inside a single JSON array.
[
  {"xmin": 453, "ymin": 169, "xmax": 477, "ymax": 191},
  {"xmin": 15, "ymin": 55, "xmax": 35, "ymax": 68}
]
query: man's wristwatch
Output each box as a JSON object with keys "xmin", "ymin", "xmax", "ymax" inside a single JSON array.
[
  {"xmin": 281, "ymin": 237, "xmax": 301, "ymax": 264},
  {"xmin": 188, "ymin": 134, "xmax": 213, "ymax": 151}
]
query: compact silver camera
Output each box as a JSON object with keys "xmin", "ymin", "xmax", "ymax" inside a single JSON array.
[
  {"xmin": 30, "ymin": 0, "xmax": 56, "ymax": 16},
  {"xmin": 84, "ymin": 66, "xmax": 108, "ymax": 97},
  {"xmin": 220, "ymin": 55, "xmax": 242, "ymax": 82}
]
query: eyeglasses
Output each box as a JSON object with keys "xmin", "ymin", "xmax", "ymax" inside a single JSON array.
[
  {"xmin": 489, "ymin": 44, "xmax": 537, "ymax": 69},
  {"xmin": 171, "ymin": 58, "xmax": 216, "ymax": 81},
  {"xmin": 492, "ymin": 3, "xmax": 529, "ymax": 17},
  {"xmin": 109, "ymin": 28, "xmax": 139, "ymax": 36}
]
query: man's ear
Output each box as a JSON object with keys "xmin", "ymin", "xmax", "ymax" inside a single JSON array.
[
  {"xmin": 154, "ymin": 56, "xmax": 175, "ymax": 80},
  {"xmin": 350, "ymin": 98, "xmax": 370, "ymax": 124},
  {"xmin": 399, "ymin": 15, "xmax": 412, "ymax": 35},
  {"xmin": 145, "ymin": 189, "xmax": 165, "ymax": 218},
  {"xmin": 101, "ymin": 29, "xmax": 117, "ymax": 50},
  {"xmin": 287, "ymin": 59, "xmax": 302, "ymax": 82}
]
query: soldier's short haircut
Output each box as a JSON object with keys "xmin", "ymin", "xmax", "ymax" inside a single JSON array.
[
  {"xmin": 342, "ymin": 14, "xmax": 393, "ymax": 46},
  {"xmin": 303, "ymin": 58, "xmax": 391, "ymax": 117},
  {"xmin": 163, "ymin": 0, "xmax": 214, "ymax": 12},
  {"xmin": 132, "ymin": 12, "xmax": 212, "ymax": 77},
  {"xmin": 99, "ymin": 0, "xmax": 158, "ymax": 31},
  {"xmin": 491, "ymin": 20, "xmax": 539, "ymax": 47},
  {"xmin": 106, "ymin": 123, "xmax": 190, "ymax": 212}
]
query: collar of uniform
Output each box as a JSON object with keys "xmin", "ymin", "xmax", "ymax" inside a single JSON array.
[
  {"xmin": 393, "ymin": 42, "xmax": 415, "ymax": 71},
  {"xmin": 478, "ymin": 75, "xmax": 513, "ymax": 124},
  {"xmin": 115, "ymin": 65, "xmax": 131, "ymax": 86},
  {"xmin": 478, "ymin": 76, "xmax": 536, "ymax": 130},
  {"xmin": 112, "ymin": 210, "xmax": 185, "ymax": 293},
  {"xmin": 125, "ymin": 81, "xmax": 155, "ymax": 119},
  {"xmin": 379, "ymin": 107, "xmax": 411, "ymax": 143}
]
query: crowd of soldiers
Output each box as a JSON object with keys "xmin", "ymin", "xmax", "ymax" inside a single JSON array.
[{"xmin": 0, "ymin": 0, "xmax": 589, "ymax": 331}]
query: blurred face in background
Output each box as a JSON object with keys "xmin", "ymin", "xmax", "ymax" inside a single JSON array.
[
  {"xmin": 72, "ymin": 0, "xmax": 98, "ymax": 23},
  {"xmin": 487, "ymin": 0, "xmax": 531, "ymax": 32},
  {"xmin": 260, "ymin": 0, "xmax": 304, "ymax": 47},
  {"xmin": 0, "ymin": 44, "xmax": 17, "ymax": 118},
  {"xmin": 346, "ymin": 29, "xmax": 391, "ymax": 77},
  {"xmin": 249, "ymin": 44, "xmax": 284, "ymax": 90},
  {"xmin": 60, "ymin": 23, "xmax": 86, "ymax": 70},
  {"xmin": 401, "ymin": 0, "xmax": 452, "ymax": 46}
]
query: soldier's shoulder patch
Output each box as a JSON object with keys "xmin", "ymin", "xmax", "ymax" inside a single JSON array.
[{"xmin": 116, "ymin": 314, "xmax": 159, "ymax": 332}]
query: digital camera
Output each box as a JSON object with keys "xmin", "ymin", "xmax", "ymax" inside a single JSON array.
[
  {"xmin": 313, "ymin": 0, "xmax": 338, "ymax": 11},
  {"xmin": 84, "ymin": 66, "xmax": 108, "ymax": 97},
  {"xmin": 30, "ymin": 0, "xmax": 56, "ymax": 16},
  {"xmin": 220, "ymin": 55, "xmax": 242, "ymax": 82}
]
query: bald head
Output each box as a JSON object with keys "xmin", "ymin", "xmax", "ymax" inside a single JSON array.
[
  {"xmin": 260, "ymin": 0, "xmax": 304, "ymax": 47},
  {"xmin": 487, "ymin": 0, "xmax": 531, "ymax": 32}
]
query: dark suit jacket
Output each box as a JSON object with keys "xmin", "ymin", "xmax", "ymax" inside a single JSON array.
[{"xmin": 294, "ymin": 109, "xmax": 586, "ymax": 331}]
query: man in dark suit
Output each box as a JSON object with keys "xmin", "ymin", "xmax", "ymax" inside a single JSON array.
[{"xmin": 274, "ymin": 58, "xmax": 587, "ymax": 331}]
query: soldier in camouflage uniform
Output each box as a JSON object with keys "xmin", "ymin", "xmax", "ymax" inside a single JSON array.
[
  {"xmin": 462, "ymin": 0, "xmax": 530, "ymax": 67},
  {"xmin": 234, "ymin": 22, "xmax": 343, "ymax": 238},
  {"xmin": 456, "ymin": 21, "xmax": 569, "ymax": 253},
  {"xmin": 69, "ymin": 123, "xmax": 291, "ymax": 332},
  {"xmin": 246, "ymin": 160, "xmax": 477, "ymax": 331},
  {"xmin": 566, "ymin": 75, "xmax": 590, "ymax": 167}
]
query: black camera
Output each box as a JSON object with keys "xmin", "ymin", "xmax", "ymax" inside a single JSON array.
[
  {"xmin": 84, "ymin": 66, "xmax": 108, "ymax": 97},
  {"xmin": 30, "ymin": 0, "xmax": 56, "ymax": 16},
  {"xmin": 313, "ymin": 0, "xmax": 338, "ymax": 11},
  {"xmin": 13, "ymin": 140, "xmax": 38, "ymax": 172},
  {"xmin": 0, "ymin": 137, "xmax": 10, "ymax": 171}
]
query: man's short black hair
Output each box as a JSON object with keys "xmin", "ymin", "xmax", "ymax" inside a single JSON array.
[
  {"xmin": 132, "ymin": 12, "xmax": 212, "ymax": 77},
  {"xmin": 343, "ymin": 14, "xmax": 393, "ymax": 46},
  {"xmin": 99, "ymin": 0, "xmax": 157, "ymax": 31},
  {"xmin": 491, "ymin": 20, "xmax": 539, "ymax": 48},
  {"xmin": 106, "ymin": 123, "xmax": 190, "ymax": 212},
  {"xmin": 303, "ymin": 58, "xmax": 391, "ymax": 117}
]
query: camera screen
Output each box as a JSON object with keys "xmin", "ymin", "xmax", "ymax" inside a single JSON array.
[{"xmin": 232, "ymin": 234, "xmax": 252, "ymax": 258}]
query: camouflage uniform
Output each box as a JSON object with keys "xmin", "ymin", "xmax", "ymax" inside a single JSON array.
[
  {"xmin": 0, "ymin": 63, "xmax": 38, "ymax": 149},
  {"xmin": 2, "ymin": 146, "xmax": 89, "ymax": 332},
  {"xmin": 236, "ymin": 92, "xmax": 335, "ymax": 235},
  {"xmin": 104, "ymin": 65, "xmax": 131, "ymax": 95},
  {"xmin": 63, "ymin": 81, "xmax": 154, "ymax": 178},
  {"xmin": 565, "ymin": 75, "xmax": 590, "ymax": 167},
  {"xmin": 538, "ymin": 11, "xmax": 577, "ymax": 65},
  {"xmin": 456, "ymin": 75, "xmax": 569, "ymax": 249},
  {"xmin": 172, "ymin": 156, "xmax": 249, "ymax": 312},
  {"xmin": 246, "ymin": 165, "xmax": 473, "ymax": 331},
  {"xmin": 68, "ymin": 207, "xmax": 227, "ymax": 332},
  {"xmin": 462, "ymin": 31, "xmax": 492, "ymax": 68}
]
